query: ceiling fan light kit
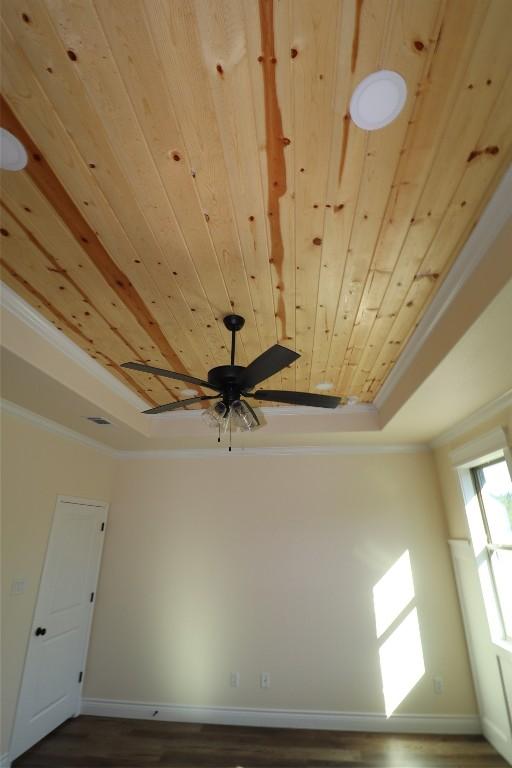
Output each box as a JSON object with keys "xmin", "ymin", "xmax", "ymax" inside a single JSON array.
[
  {"xmin": 230, "ymin": 400, "xmax": 259, "ymax": 431},
  {"xmin": 122, "ymin": 314, "xmax": 342, "ymax": 450},
  {"xmin": 202, "ymin": 401, "xmax": 228, "ymax": 429}
]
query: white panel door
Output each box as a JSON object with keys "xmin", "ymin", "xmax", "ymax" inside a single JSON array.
[{"xmin": 10, "ymin": 497, "xmax": 108, "ymax": 761}]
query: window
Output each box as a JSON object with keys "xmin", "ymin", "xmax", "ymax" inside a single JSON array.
[{"xmin": 471, "ymin": 457, "xmax": 512, "ymax": 640}]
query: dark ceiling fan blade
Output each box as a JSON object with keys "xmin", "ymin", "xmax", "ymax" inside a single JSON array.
[
  {"xmin": 241, "ymin": 345, "xmax": 300, "ymax": 389},
  {"xmin": 252, "ymin": 389, "xmax": 341, "ymax": 408},
  {"xmin": 143, "ymin": 395, "xmax": 218, "ymax": 415},
  {"xmin": 121, "ymin": 362, "xmax": 220, "ymax": 391}
]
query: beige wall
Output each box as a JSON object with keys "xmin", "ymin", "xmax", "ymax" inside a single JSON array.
[
  {"xmin": 0, "ymin": 409, "xmax": 114, "ymax": 755},
  {"xmin": 434, "ymin": 405, "xmax": 512, "ymax": 538},
  {"xmin": 84, "ymin": 449, "xmax": 476, "ymax": 717},
  {"xmin": 2, "ymin": 408, "xmax": 481, "ymax": 757}
]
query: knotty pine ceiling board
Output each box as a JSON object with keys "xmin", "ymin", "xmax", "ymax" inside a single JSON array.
[{"xmin": 1, "ymin": 0, "xmax": 511, "ymax": 408}]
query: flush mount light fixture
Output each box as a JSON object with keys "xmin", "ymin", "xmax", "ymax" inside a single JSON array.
[
  {"xmin": 0, "ymin": 127, "xmax": 28, "ymax": 171},
  {"xmin": 181, "ymin": 388, "xmax": 199, "ymax": 398},
  {"xmin": 349, "ymin": 70, "xmax": 407, "ymax": 131},
  {"xmin": 315, "ymin": 382, "xmax": 334, "ymax": 391}
]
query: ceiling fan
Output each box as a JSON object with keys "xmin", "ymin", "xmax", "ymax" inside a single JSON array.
[{"xmin": 122, "ymin": 314, "xmax": 341, "ymax": 435}]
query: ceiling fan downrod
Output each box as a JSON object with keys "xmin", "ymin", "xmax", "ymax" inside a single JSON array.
[{"xmin": 223, "ymin": 313, "xmax": 245, "ymax": 367}]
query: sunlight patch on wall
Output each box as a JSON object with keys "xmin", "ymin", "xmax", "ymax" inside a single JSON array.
[
  {"xmin": 378, "ymin": 607, "xmax": 425, "ymax": 716},
  {"xmin": 373, "ymin": 550, "xmax": 425, "ymax": 717},
  {"xmin": 373, "ymin": 550, "xmax": 415, "ymax": 638}
]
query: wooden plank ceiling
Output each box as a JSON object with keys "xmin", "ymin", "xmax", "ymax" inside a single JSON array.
[{"xmin": 1, "ymin": 0, "xmax": 511, "ymax": 408}]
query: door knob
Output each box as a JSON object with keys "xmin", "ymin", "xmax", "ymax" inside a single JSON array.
[{"xmin": 35, "ymin": 627, "xmax": 47, "ymax": 636}]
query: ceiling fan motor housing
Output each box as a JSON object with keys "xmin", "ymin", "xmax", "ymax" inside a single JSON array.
[{"xmin": 207, "ymin": 364, "xmax": 245, "ymax": 407}]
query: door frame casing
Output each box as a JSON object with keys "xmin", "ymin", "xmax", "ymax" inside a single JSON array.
[{"xmin": 9, "ymin": 495, "xmax": 109, "ymax": 762}]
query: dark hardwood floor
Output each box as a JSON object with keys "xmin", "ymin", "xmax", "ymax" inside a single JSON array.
[{"xmin": 12, "ymin": 716, "xmax": 509, "ymax": 768}]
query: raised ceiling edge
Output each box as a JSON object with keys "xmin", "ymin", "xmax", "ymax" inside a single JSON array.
[
  {"xmin": 0, "ymin": 398, "xmax": 428, "ymax": 458},
  {"xmin": 0, "ymin": 282, "xmax": 148, "ymax": 410},
  {"xmin": 374, "ymin": 166, "xmax": 512, "ymax": 413}
]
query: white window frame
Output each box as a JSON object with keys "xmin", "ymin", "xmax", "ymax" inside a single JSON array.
[
  {"xmin": 471, "ymin": 457, "xmax": 512, "ymax": 640},
  {"xmin": 450, "ymin": 427, "xmax": 512, "ymax": 649}
]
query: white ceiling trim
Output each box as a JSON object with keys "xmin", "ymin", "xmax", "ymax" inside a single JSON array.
[
  {"xmin": 155, "ymin": 402, "xmax": 377, "ymax": 419},
  {"xmin": 0, "ymin": 282, "xmax": 148, "ymax": 411},
  {"xmin": 430, "ymin": 388, "xmax": 512, "ymax": 448},
  {"xmin": 117, "ymin": 443, "xmax": 429, "ymax": 459},
  {"xmin": 448, "ymin": 426, "xmax": 509, "ymax": 468},
  {"xmin": 375, "ymin": 166, "xmax": 512, "ymax": 411},
  {"xmin": 1, "ymin": 398, "xmax": 116, "ymax": 456}
]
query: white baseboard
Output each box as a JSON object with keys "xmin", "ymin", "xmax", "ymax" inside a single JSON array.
[
  {"xmin": 0, "ymin": 753, "xmax": 11, "ymax": 768},
  {"xmin": 81, "ymin": 698, "xmax": 481, "ymax": 735}
]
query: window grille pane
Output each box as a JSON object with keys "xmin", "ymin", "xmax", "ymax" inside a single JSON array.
[
  {"xmin": 492, "ymin": 549, "xmax": 512, "ymax": 639},
  {"xmin": 478, "ymin": 460, "xmax": 512, "ymax": 545}
]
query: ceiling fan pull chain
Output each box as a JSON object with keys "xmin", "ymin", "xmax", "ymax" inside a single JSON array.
[
  {"xmin": 229, "ymin": 412, "xmax": 232, "ymax": 452},
  {"xmin": 217, "ymin": 423, "xmax": 221, "ymax": 444}
]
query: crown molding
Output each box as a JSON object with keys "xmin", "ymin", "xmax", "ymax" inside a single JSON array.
[
  {"xmin": 155, "ymin": 402, "xmax": 377, "ymax": 420},
  {"xmin": 117, "ymin": 442, "xmax": 429, "ymax": 459},
  {"xmin": 0, "ymin": 282, "xmax": 148, "ymax": 410},
  {"xmin": 375, "ymin": 166, "xmax": 512, "ymax": 412},
  {"xmin": 430, "ymin": 388, "xmax": 512, "ymax": 448},
  {"xmin": 0, "ymin": 398, "xmax": 116, "ymax": 456},
  {"xmin": 448, "ymin": 426, "xmax": 509, "ymax": 468}
]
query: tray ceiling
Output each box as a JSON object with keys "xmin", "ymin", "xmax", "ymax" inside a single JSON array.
[{"xmin": 1, "ymin": 0, "xmax": 511, "ymax": 409}]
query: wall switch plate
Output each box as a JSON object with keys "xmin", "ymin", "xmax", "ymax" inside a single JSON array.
[
  {"xmin": 260, "ymin": 672, "xmax": 270, "ymax": 689},
  {"xmin": 433, "ymin": 675, "xmax": 444, "ymax": 695},
  {"xmin": 230, "ymin": 671, "xmax": 240, "ymax": 688},
  {"xmin": 10, "ymin": 578, "xmax": 26, "ymax": 595}
]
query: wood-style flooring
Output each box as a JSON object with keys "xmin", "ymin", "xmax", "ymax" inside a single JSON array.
[{"xmin": 12, "ymin": 716, "xmax": 509, "ymax": 767}]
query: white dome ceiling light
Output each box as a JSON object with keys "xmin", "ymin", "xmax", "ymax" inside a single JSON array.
[
  {"xmin": 349, "ymin": 70, "xmax": 407, "ymax": 131},
  {"xmin": 315, "ymin": 382, "xmax": 334, "ymax": 391},
  {"xmin": 0, "ymin": 127, "xmax": 28, "ymax": 171}
]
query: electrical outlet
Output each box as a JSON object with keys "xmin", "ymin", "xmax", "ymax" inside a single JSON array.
[
  {"xmin": 433, "ymin": 675, "xmax": 444, "ymax": 695},
  {"xmin": 260, "ymin": 672, "xmax": 270, "ymax": 689},
  {"xmin": 230, "ymin": 671, "xmax": 240, "ymax": 688},
  {"xmin": 10, "ymin": 579, "xmax": 26, "ymax": 595}
]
